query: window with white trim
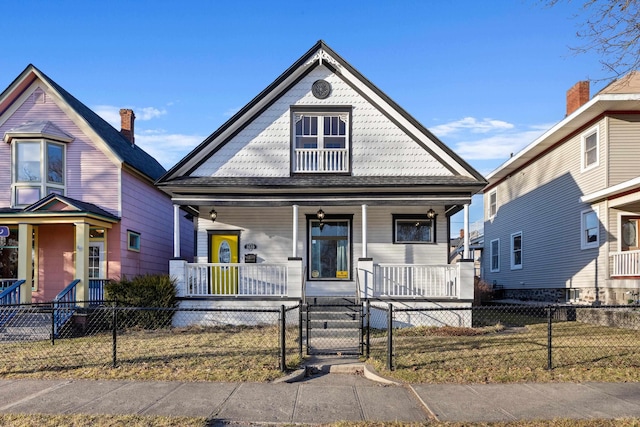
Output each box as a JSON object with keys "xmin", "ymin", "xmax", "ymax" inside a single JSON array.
[
  {"xmin": 581, "ymin": 208, "xmax": 599, "ymax": 249},
  {"xmin": 510, "ymin": 232, "xmax": 522, "ymax": 270},
  {"xmin": 12, "ymin": 139, "xmax": 65, "ymax": 207},
  {"xmin": 488, "ymin": 189, "xmax": 497, "ymax": 218},
  {"xmin": 127, "ymin": 231, "xmax": 141, "ymax": 252},
  {"xmin": 490, "ymin": 239, "xmax": 500, "ymax": 272},
  {"xmin": 292, "ymin": 109, "xmax": 350, "ymax": 173},
  {"xmin": 581, "ymin": 127, "xmax": 599, "ymax": 171},
  {"xmin": 393, "ymin": 214, "xmax": 436, "ymax": 244}
]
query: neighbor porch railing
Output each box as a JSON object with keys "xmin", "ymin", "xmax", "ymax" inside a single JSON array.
[
  {"xmin": 374, "ymin": 264, "xmax": 458, "ymax": 298},
  {"xmin": 294, "ymin": 148, "xmax": 349, "ymax": 173},
  {"xmin": 611, "ymin": 250, "xmax": 640, "ymax": 277},
  {"xmin": 185, "ymin": 263, "xmax": 288, "ymax": 297}
]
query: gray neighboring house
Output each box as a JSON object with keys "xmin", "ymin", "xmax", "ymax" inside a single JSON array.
[{"xmin": 482, "ymin": 72, "xmax": 640, "ymax": 305}]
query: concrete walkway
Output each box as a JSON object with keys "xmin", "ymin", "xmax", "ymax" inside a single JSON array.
[{"xmin": 0, "ymin": 374, "xmax": 639, "ymax": 424}]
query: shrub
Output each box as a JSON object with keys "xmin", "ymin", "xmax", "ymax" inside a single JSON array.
[
  {"xmin": 105, "ymin": 274, "xmax": 178, "ymax": 328},
  {"xmin": 474, "ymin": 277, "xmax": 494, "ymax": 306}
]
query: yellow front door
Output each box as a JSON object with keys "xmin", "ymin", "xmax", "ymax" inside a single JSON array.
[{"xmin": 210, "ymin": 234, "xmax": 239, "ymax": 294}]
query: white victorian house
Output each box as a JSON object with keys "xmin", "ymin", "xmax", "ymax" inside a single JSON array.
[{"xmin": 157, "ymin": 41, "xmax": 485, "ymax": 320}]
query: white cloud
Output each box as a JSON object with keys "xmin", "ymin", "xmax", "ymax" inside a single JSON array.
[
  {"xmin": 138, "ymin": 107, "xmax": 167, "ymax": 121},
  {"xmin": 223, "ymin": 106, "xmax": 241, "ymax": 118},
  {"xmin": 431, "ymin": 117, "xmax": 514, "ymax": 137},
  {"xmin": 135, "ymin": 130, "xmax": 204, "ymax": 169},
  {"xmin": 93, "ymin": 105, "xmax": 121, "ymax": 127},
  {"xmin": 453, "ymin": 127, "xmax": 549, "ymax": 160}
]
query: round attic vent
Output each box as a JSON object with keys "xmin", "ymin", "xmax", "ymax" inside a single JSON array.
[{"xmin": 312, "ymin": 80, "xmax": 331, "ymax": 99}]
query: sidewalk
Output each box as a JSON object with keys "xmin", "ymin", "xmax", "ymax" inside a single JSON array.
[{"xmin": 1, "ymin": 373, "xmax": 639, "ymax": 424}]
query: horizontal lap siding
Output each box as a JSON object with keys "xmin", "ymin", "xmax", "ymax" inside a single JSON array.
[
  {"xmin": 195, "ymin": 206, "xmax": 448, "ymax": 265},
  {"xmin": 484, "ymin": 120, "xmax": 607, "ymax": 289},
  {"xmin": 194, "ymin": 66, "xmax": 451, "ymax": 178},
  {"xmin": 120, "ymin": 171, "xmax": 192, "ymax": 276},
  {"xmin": 0, "ymin": 84, "xmax": 119, "ymax": 214},
  {"xmin": 608, "ymin": 114, "xmax": 640, "ymax": 186}
]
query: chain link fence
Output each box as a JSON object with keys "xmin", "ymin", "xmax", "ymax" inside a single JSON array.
[
  {"xmin": 375, "ymin": 304, "xmax": 640, "ymax": 376},
  {"xmin": 0, "ymin": 302, "xmax": 301, "ymax": 379}
]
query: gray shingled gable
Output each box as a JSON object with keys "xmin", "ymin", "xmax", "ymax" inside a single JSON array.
[{"xmin": 29, "ymin": 65, "xmax": 166, "ymax": 181}]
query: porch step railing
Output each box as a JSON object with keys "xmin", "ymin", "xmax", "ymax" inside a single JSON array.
[
  {"xmin": 186, "ymin": 263, "xmax": 288, "ymax": 297},
  {"xmin": 53, "ymin": 279, "xmax": 80, "ymax": 337},
  {"xmin": 611, "ymin": 250, "xmax": 640, "ymax": 277},
  {"xmin": 0, "ymin": 280, "xmax": 25, "ymax": 328},
  {"xmin": 374, "ymin": 264, "xmax": 458, "ymax": 298}
]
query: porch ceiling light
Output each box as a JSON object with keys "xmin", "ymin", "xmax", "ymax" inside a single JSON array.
[
  {"xmin": 426, "ymin": 208, "xmax": 436, "ymax": 219},
  {"xmin": 209, "ymin": 209, "xmax": 218, "ymax": 222},
  {"xmin": 316, "ymin": 209, "xmax": 325, "ymax": 221}
]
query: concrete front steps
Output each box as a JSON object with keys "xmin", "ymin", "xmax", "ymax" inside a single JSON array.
[{"xmin": 305, "ymin": 296, "xmax": 362, "ymax": 356}]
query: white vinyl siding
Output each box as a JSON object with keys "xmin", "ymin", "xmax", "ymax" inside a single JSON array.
[
  {"xmin": 482, "ymin": 118, "xmax": 607, "ymax": 290},
  {"xmin": 608, "ymin": 114, "xmax": 640, "ymax": 186},
  {"xmin": 581, "ymin": 208, "xmax": 599, "ymax": 250},
  {"xmin": 490, "ymin": 239, "xmax": 500, "ymax": 272}
]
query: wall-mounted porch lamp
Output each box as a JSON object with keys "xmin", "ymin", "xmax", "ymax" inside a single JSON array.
[
  {"xmin": 426, "ymin": 208, "xmax": 436, "ymax": 219},
  {"xmin": 209, "ymin": 209, "xmax": 218, "ymax": 222},
  {"xmin": 316, "ymin": 209, "xmax": 325, "ymax": 221}
]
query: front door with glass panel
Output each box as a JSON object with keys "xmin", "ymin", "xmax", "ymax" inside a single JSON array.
[
  {"xmin": 88, "ymin": 242, "xmax": 105, "ymax": 279},
  {"xmin": 309, "ymin": 219, "xmax": 350, "ymax": 280},
  {"xmin": 210, "ymin": 233, "xmax": 239, "ymax": 294},
  {"xmin": 622, "ymin": 217, "xmax": 640, "ymax": 251}
]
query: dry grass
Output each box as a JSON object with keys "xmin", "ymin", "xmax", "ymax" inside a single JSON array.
[{"xmin": 369, "ymin": 321, "xmax": 640, "ymax": 384}]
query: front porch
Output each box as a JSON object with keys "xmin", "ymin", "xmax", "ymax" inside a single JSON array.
[{"xmin": 170, "ymin": 259, "xmax": 475, "ymax": 301}]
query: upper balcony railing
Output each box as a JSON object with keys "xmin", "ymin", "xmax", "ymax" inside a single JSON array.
[
  {"xmin": 294, "ymin": 148, "xmax": 349, "ymax": 173},
  {"xmin": 611, "ymin": 250, "xmax": 640, "ymax": 277}
]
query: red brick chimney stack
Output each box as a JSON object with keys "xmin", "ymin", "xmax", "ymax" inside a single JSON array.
[
  {"xmin": 120, "ymin": 109, "xmax": 135, "ymax": 145},
  {"xmin": 566, "ymin": 81, "xmax": 590, "ymax": 116}
]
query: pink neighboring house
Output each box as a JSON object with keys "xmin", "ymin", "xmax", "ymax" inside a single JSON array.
[{"xmin": 0, "ymin": 65, "xmax": 194, "ymax": 303}]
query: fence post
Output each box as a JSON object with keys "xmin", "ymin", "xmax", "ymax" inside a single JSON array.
[
  {"xmin": 547, "ymin": 305, "xmax": 553, "ymax": 370},
  {"xmin": 387, "ymin": 303, "xmax": 393, "ymax": 371},
  {"xmin": 365, "ymin": 300, "xmax": 370, "ymax": 359},
  {"xmin": 280, "ymin": 305, "xmax": 286, "ymax": 372},
  {"xmin": 51, "ymin": 305, "xmax": 56, "ymax": 345},
  {"xmin": 298, "ymin": 302, "xmax": 303, "ymax": 360},
  {"xmin": 112, "ymin": 303, "xmax": 117, "ymax": 368}
]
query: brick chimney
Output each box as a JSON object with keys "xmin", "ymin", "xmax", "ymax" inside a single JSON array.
[
  {"xmin": 119, "ymin": 109, "xmax": 135, "ymax": 144},
  {"xmin": 566, "ymin": 81, "xmax": 590, "ymax": 116}
]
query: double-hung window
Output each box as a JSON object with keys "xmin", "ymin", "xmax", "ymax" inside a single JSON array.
[
  {"xmin": 490, "ymin": 239, "xmax": 500, "ymax": 272},
  {"xmin": 581, "ymin": 127, "xmax": 599, "ymax": 171},
  {"xmin": 292, "ymin": 108, "xmax": 350, "ymax": 173},
  {"xmin": 581, "ymin": 208, "xmax": 599, "ymax": 249},
  {"xmin": 510, "ymin": 232, "xmax": 522, "ymax": 270},
  {"xmin": 488, "ymin": 189, "xmax": 497, "ymax": 218},
  {"xmin": 12, "ymin": 139, "xmax": 65, "ymax": 206}
]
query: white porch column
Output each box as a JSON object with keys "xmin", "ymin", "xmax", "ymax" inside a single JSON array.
[
  {"xmin": 361, "ymin": 204, "xmax": 368, "ymax": 258},
  {"xmin": 173, "ymin": 204, "xmax": 181, "ymax": 258},
  {"xmin": 18, "ymin": 223, "xmax": 33, "ymax": 304},
  {"xmin": 74, "ymin": 221, "xmax": 90, "ymax": 305},
  {"xmin": 292, "ymin": 204, "xmax": 299, "ymax": 258},
  {"xmin": 463, "ymin": 203, "xmax": 470, "ymax": 259}
]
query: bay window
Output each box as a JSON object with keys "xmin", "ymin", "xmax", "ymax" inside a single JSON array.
[{"xmin": 13, "ymin": 139, "xmax": 65, "ymax": 206}]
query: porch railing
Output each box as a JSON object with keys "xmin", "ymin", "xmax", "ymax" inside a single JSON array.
[
  {"xmin": 0, "ymin": 279, "xmax": 18, "ymax": 292},
  {"xmin": 89, "ymin": 279, "xmax": 108, "ymax": 303},
  {"xmin": 611, "ymin": 250, "xmax": 640, "ymax": 277},
  {"xmin": 374, "ymin": 264, "xmax": 458, "ymax": 298},
  {"xmin": 0, "ymin": 280, "xmax": 25, "ymax": 305},
  {"xmin": 294, "ymin": 148, "xmax": 349, "ymax": 173},
  {"xmin": 53, "ymin": 279, "xmax": 80, "ymax": 337},
  {"xmin": 186, "ymin": 263, "xmax": 288, "ymax": 297}
]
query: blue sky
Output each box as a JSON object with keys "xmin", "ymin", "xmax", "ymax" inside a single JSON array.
[{"xmin": 2, "ymin": 1, "xmax": 609, "ymax": 232}]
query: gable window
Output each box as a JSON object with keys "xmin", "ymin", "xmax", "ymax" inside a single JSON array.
[
  {"xmin": 581, "ymin": 127, "xmax": 599, "ymax": 171},
  {"xmin": 308, "ymin": 215, "xmax": 351, "ymax": 280},
  {"xmin": 490, "ymin": 239, "xmax": 500, "ymax": 272},
  {"xmin": 393, "ymin": 214, "xmax": 436, "ymax": 244},
  {"xmin": 292, "ymin": 108, "xmax": 350, "ymax": 173},
  {"xmin": 581, "ymin": 208, "xmax": 599, "ymax": 249},
  {"xmin": 510, "ymin": 232, "xmax": 522, "ymax": 270},
  {"xmin": 488, "ymin": 189, "xmax": 497, "ymax": 218},
  {"xmin": 12, "ymin": 140, "xmax": 65, "ymax": 206}
]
